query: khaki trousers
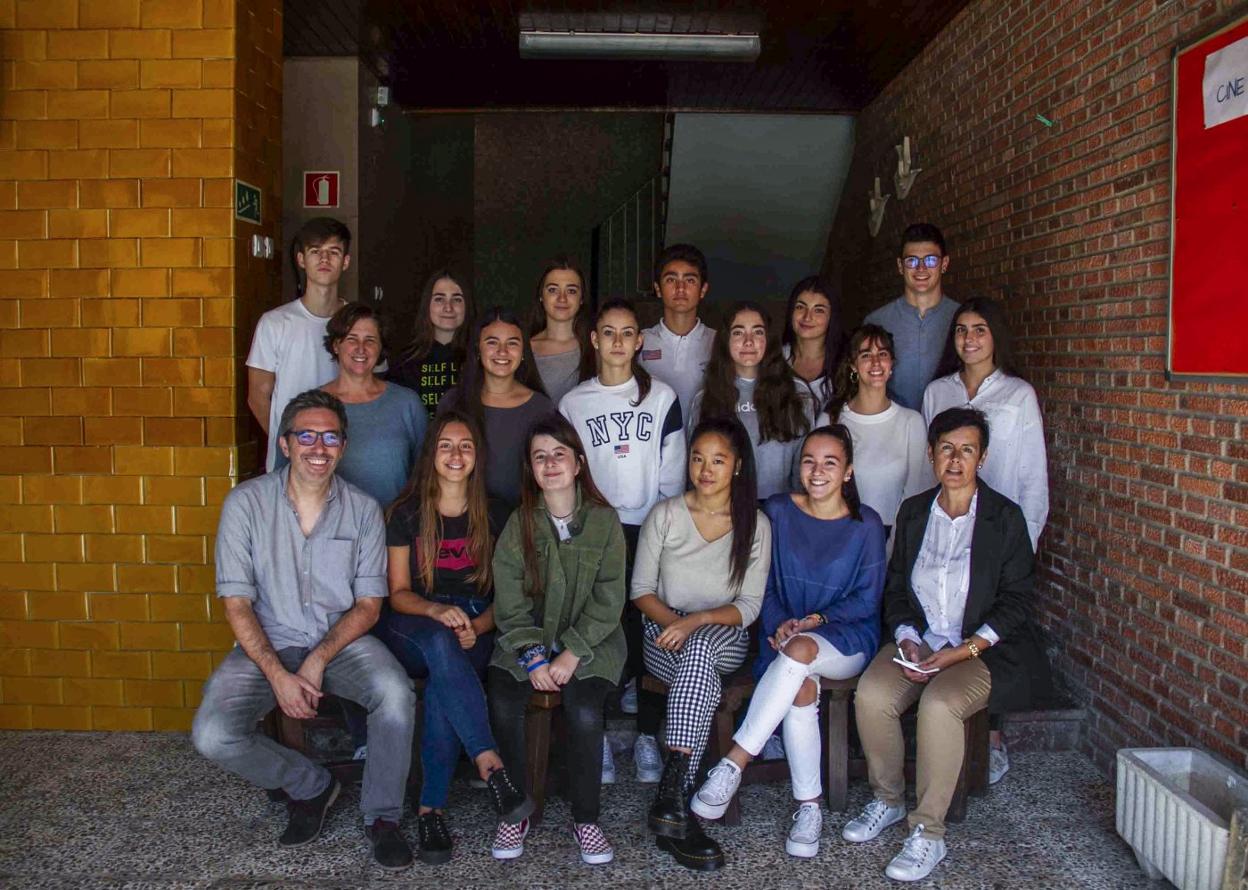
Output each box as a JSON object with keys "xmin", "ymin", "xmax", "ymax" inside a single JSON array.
[{"xmin": 854, "ymin": 645, "xmax": 991, "ymax": 838}]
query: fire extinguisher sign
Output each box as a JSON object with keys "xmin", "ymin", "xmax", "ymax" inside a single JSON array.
[{"xmin": 303, "ymin": 171, "xmax": 340, "ymax": 209}]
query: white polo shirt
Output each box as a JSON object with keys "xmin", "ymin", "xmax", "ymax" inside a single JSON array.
[{"xmin": 638, "ymin": 317, "xmax": 715, "ymax": 423}]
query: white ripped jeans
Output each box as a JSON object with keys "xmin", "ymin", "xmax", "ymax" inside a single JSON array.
[{"xmin": 733, "ymin": 633, "xmax": 867, "ymax": 801}]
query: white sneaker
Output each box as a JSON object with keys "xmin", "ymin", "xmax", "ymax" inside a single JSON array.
[
  {"xmin": 761, "ymin": 734, "xmax": 785, "ymax": 760},
  {"xmin": 785, "ymin": 802, "xmax": 822, "ymax": 858},
  {"xmin": 620, "ymin": 678, "xmax": 638, "ymax": 715},
  {"xmin": 988, "ymin": 743, "xmax": 1009, "ymax": 785},
  {"xmin": 691, "ymin": 758, "xmax": 741, "ymax": 820},
  {"xmin": 842, "ymin": 798, "xmax": 907, "ymax": 843},
  {"xmin": 884, "ymin": 825, "xmax": 946, "ymax": 882},
  {"xmin": 601, "ymin": 739, "xmax": 616, "ymax": 784},
  {"xmin": 633, "ymin": 733, "xmax": 662, "ymax": 783},
  {"xmin": 351, "ymin": 744, "xmax": 368, "ymax": 761}
]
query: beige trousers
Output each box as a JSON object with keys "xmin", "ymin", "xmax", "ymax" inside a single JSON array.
[{"xmin": 854, "ymin": 645, "xmax": 991, "ymax": 839}]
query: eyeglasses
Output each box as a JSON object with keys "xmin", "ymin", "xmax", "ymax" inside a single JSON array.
[
  {"xmin": 902, "ymin": 254, "xmax": 943, "ymax": 270},
  {"xmin": 286, "ymin": 429, "xmax": 343, "ymax": 447}
]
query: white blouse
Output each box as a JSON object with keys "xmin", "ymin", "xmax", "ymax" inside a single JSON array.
[
  {"xmin": 895, "ymin": 492, "xmax": 999, "ymax": 652},
  {"xmin": 922, "ymin": 368, "xmax": 1048, "ymax": 549}
]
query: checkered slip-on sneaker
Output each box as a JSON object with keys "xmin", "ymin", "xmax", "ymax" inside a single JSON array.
[
  {"xmin": 491, "ymin": 818, "xmax": 530, "ymax": 861},
  {"xmin": 573, "ymin": 822, "xmax": 614, "ymax": 865}
]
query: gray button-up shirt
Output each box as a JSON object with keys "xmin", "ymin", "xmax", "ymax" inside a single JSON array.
[
  {"xmin": 863, "ymin": 295, "xmax": 960, "ymax": 411},
  {"xmin": 215, "ymin": 467, "xmax": 388, "ymax": 650}
]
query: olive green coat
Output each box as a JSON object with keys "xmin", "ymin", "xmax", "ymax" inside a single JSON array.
[{"xmin": 490, "ymin": 495, "xmax": 627, "ymax": 684}]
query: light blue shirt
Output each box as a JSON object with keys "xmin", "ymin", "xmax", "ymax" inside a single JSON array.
[{"xmin": 863, "ymin": 295, "xmax": 959, "ymax": 411}]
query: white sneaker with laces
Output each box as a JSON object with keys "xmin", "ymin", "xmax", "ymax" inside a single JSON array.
[
  {"xmin": 600, "ymin": 739, "xmax": 616, "ymax": 784},
  {"xmin": 988, "ymin": 743, "xmax": 1010, "ymax": 785},
  {"xmin": 620, "ymin": 678, "xmax": 638, "ymax": 715},
  {"xmin": 884, "ymin": 825, "xmax": 946, "ymax": 881},
  {"xmin": 690, "ymin": 758, "xmax": 741, "ymax": 820},
  {"xmin": 841, "ymin": 798, "xmax": 906, "ymax": 843},
  {"xmin": 573, "ymin": 822, "xmax": 614, "ymax": 864},
  {"xmin": 351, "ymin": 744, "xmax": 368, "ymax": 761},
  {"xmin": 491, "ymin": 818, "xmax": 530, "ymax": 860},
  {"xmin": 785, "ymin": 802, "xmax": 822, "ymax": 858},
  {"xmin": 633, "ymin": 733, "xmax": 662, "ymax": 783}
]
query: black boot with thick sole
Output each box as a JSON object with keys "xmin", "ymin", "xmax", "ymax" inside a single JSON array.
[
  {"xmin": 647, "ymin": 751, "xmax": 692, "ymax": 839},
  {"xmin": 656, "ymin": 813, "xmax": 725, "ymax": 871}
]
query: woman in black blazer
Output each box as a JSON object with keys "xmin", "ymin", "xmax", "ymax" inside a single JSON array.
[{"xmin": 839, "ymin": 406, "xmax": 1049, "ymax": 883}]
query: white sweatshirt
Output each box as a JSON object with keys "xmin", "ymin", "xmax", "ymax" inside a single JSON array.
[
  {"xmin": 559, "ymin": 375, "xmax": 685, "ymax": 526},
  {"xmin": 922, "ymin": 369, "xmax": 1049, "ymax": 548}
]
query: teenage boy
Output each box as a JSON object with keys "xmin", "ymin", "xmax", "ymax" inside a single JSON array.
[
  {"xmin": 638, "ymin": 244, "xmax": 717, "ymax": 420},
  {"xmin": 863, "ymin": 223, "xmax": 960, "ymax": 411},
  {"xmin": 247, "ymin": 218, "xmax": 352, "ymax": 471},
  {"xmin": 192, "ymin": 390, "xmax": 416, "ymax": 869}
]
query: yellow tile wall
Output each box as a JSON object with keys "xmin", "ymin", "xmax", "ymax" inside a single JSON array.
[{"xmin": 0, "ymin": 0, "xmax": 282, "ymax": 731}]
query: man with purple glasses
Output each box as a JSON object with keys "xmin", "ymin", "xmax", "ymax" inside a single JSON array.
[
  {"xmin": 192, "ymin": 389, "xmax": 416, "ymax": 870},
  {"xmin": 863, "ymin": 223, "xmax": 960, "ymax": 411}
]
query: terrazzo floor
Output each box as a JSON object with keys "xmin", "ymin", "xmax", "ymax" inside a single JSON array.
[{"xmin": 0, "ymin": 731, "xmax": 1163, "ymax": 889}]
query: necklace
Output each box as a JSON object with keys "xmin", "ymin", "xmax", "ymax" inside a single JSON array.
[{"xmin": 692, "ymin": 501, "xmax": 730, "ymax": 517}]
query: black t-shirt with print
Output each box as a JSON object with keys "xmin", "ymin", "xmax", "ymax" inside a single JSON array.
[
  {"xmin": 386, "ymin": 340, "xmax": 461, "ymax": 419},
  {"xmin": 385, "ymin": 497, "xmax": 511, "ymax": 602}
]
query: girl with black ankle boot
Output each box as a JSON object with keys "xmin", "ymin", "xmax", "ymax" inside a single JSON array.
[
  {"xmin": 487, "ymin": 414, "xmax": 628, "ymax": 865},
  {"xmin": 632, "ymin": 417, "xmax": 771, "ymax": 871}
]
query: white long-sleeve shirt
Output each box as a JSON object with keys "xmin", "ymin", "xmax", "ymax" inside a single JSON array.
[
  {"xmin": 922, "ymin": 369, "xmax": 1049, "ymax": 548},
  {"xmin": 559, "ymin": 376, "xmax": 685, "ymax": 526},
  {"xmin": 826, "ymin": 402, "xmax": 932, "ymax": 531}
]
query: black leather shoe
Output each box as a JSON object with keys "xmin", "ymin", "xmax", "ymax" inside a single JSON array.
[
  {"xmin": 486, "ymin": 767, "xmax": 535, "ymax": 824},
  {"xmin": 656, "ymin": 815, "xmax": 725, "ymax": 871},
  {"xmin": 417, "ymin": 811, "xmax": 453, "ymax": 865},
  {"xmin": 279, "ymin": 776, "xmax": 340, "ymax": 847},
  {"xmin": 647, "ymin": 751, "xmax": 692, "ymax": 839},
  {"xmin": 366, "ymin": 818, "xmax": 414, "ymax": 870}
]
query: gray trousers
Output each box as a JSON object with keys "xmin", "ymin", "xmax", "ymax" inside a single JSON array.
[{"xmin": 192, "ymin": 635, "xmax": 415, "ymax": 825}]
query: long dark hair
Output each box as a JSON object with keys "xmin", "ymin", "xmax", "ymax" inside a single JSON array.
[
  {"xmin": 934, "ymin": 297, "xmax": 1025, "ymax": 380},
  {"xmin": 800, "ymin": 424, "xmax": 863, "ymax": 522},
  {"xmin": 781, "ymin": 276, "xmax": 843, "ymax": 406},
  {"xmin": 401, "ymin": 269, "xmax": 474, "ymax": 364},
  {"xmin": 688, "ymin": 417, "xmax": 758, "ymax": 590},
  {"xmin": 454, "ymin": 305, "xmax": 548, "ymax": 430},
  {"xmin": 592, "ymin": 297, "xmax": 652, "ymax": 407},
  {"xmin": 701, "ymin": 301, "xmax": 810, "ymax": 443},
  {"xmin": 387, "ymin": 409, "xmax": 494, "ymax": 593},
  {"xmin": 529, "ymin": 255, "xmax": 595, "ymax": 384},
  {"xmin": 517, "ymin": 414, "xmax": 611, "ymax": 597},
  {"xmin": 824, "ymin": 324, "xmax": 896, "ymax": 420}
]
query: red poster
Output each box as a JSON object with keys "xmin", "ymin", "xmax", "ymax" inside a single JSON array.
[
  {"xmin": 303, "ymin": 171, "xmax": 340, "ymax": 209},
  {"xmin": 1169, "ymin": 14, "xmax": 1248, "ymax": 377}
]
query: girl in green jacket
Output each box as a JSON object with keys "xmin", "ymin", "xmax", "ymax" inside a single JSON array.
[{"xmin": 488, "ymin": 413, "xmax": 627, "ymax": 866}]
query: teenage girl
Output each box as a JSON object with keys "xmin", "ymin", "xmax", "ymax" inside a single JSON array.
[
  {"xmin": 439, "ymin": 306, "xmax": 554, "ymax": 507},
  {"xmin": 529, "ymin": 256, "xmax": 595, "ymax": 405},
  {"xmin": 782, "ymin": 275, "xmax": 842, "ymax": 407},
  {"xmin": 690, "ymin": 301, "xmax": 812, "ymax": 499},
  {"xmin": 372, "ymin": 410, "xmax": 533, "ymax": 864},
  {"xmin": 488, "ymin": 414, "xmax": 628, "ymax": 865},
  {"xmin": 387, "ymin": 270, "xmax": 473, "ymax": 418}
]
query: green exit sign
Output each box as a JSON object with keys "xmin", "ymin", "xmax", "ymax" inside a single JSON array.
[{"xmin": 235, "ymin": 179, "xmax": 262, "ymax": 225}]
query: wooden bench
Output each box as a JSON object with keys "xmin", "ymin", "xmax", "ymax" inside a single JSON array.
[{"xmin": 523, "ymin": 690, "xmax": 563, "ymax": 821}]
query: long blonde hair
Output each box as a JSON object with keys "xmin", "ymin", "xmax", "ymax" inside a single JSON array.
[{"xmin": 387, "ymin": 409, "xmax": 494, "ymax": 593}]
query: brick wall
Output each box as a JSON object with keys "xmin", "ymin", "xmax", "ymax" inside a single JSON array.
[
  {"xmin": 829, "ymin": 0, "xmax": 1248, "ymax": 772},
  {"xmin": 0, "ymin": 0, "xmax": 280, "ymax": 731}
]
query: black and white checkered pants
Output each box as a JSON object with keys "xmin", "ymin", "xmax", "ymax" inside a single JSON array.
[{"xmin": 642, "ymin": 615, "xmax": 750, "ymax": 786}]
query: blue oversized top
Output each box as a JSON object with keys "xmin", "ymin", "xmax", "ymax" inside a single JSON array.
[{"xmin": 754, "ymin": 493, "xmax": 887, "ymax": 679}]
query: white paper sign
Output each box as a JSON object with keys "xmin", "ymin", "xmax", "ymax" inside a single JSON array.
[{"xmin": 1203, "ymin": 34, "xmax": 1248, "ymax": 129}]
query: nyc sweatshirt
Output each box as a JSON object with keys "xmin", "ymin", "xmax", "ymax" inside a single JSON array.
[{"xmin": 559, "ymin": 376, "xmax": 685, "ymax": 526}]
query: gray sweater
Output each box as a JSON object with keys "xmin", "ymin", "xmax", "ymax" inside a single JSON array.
[{"xmin": 629, "ymin": 494, "xmax": 771, "ymax": 627}]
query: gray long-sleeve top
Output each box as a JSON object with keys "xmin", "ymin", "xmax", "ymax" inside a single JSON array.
[{"xmin": 629, "ymin": 494, "xmax": 771, "ymax": 627}]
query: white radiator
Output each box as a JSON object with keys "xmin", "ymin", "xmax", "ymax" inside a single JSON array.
[{"xmin": 1116, "ymin": 747, "xmax": 1248, "ymax": 890}]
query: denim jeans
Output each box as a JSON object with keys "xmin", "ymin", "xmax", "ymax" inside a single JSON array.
[
  {"xmin": 192, "ymin": 635, "xmax": 414, "ymax": 824},
  {"xmin": 488, "ymin": 667, "xmax": 612, "ymax": 824},
  {"xmin": 373, "ymin": 600, "xmax": 495, "ymax": 810}
]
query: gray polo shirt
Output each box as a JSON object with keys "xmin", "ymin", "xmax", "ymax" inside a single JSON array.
[
  {"xmin": 862, "ymin": 295, "xmax": 959, "ymax": 411},
  {"xmin": 215, "ymin": 466, "xmax": 388, "ymax": 650}
]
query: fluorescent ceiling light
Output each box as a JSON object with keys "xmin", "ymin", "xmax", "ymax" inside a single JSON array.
[{"xmin": 519, "ymin": 31, "xmax": 760, "ymax": 62}]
